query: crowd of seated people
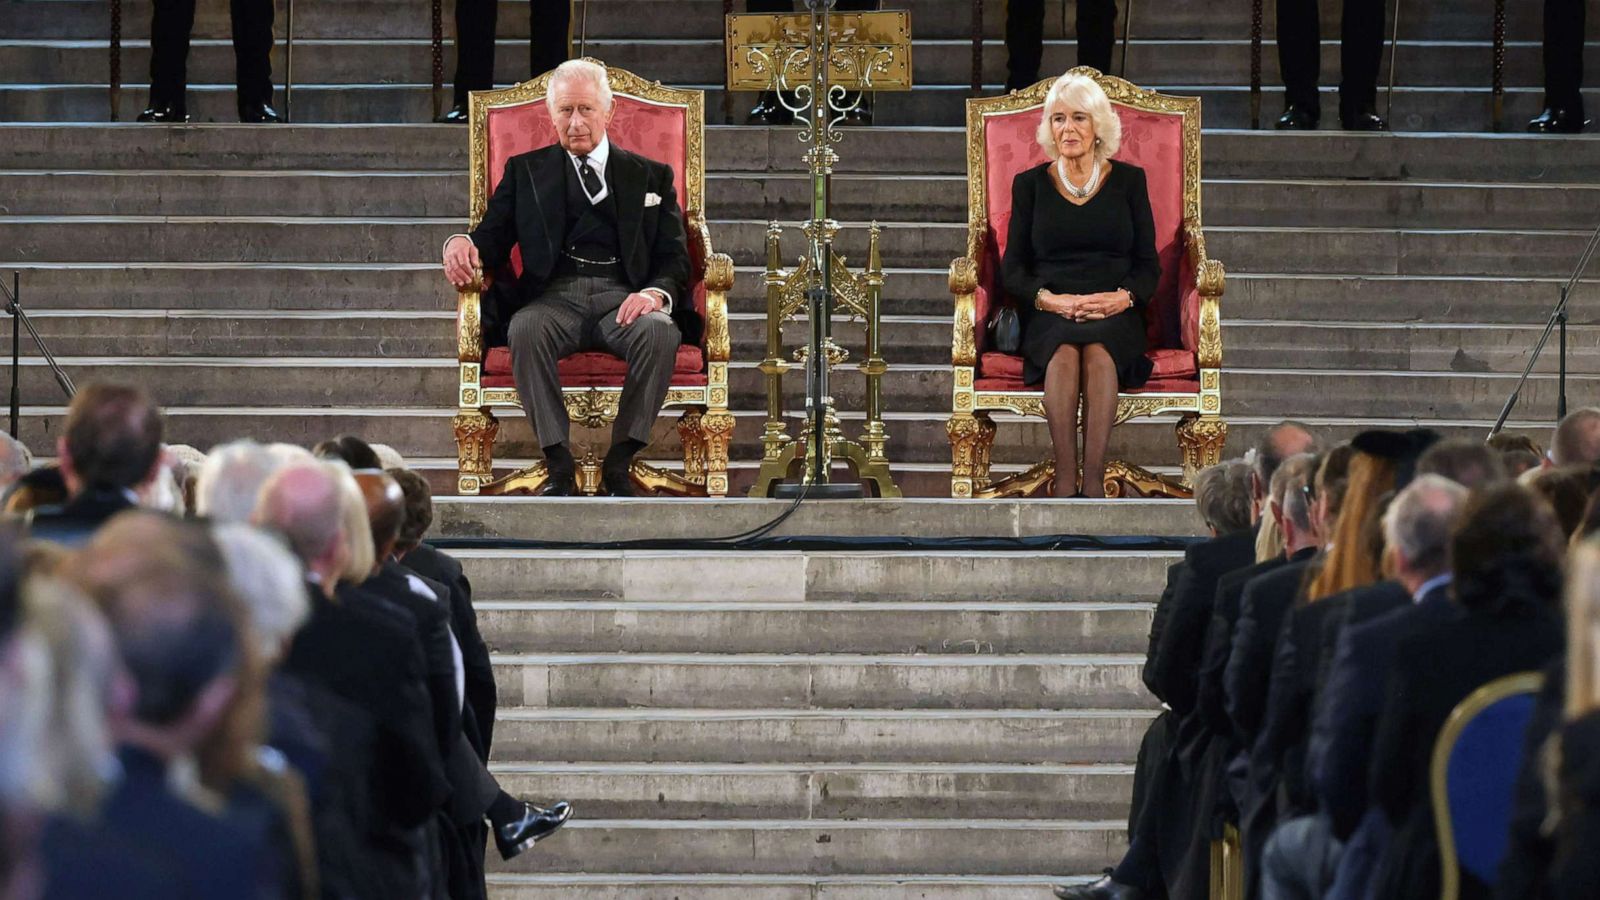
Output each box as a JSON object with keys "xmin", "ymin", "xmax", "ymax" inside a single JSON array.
[
  {"xmin": 1059, "ymin": 409, "xmax": 1600, "ymax": 900},
  {"xmin": 0, "ymin": 381, "xmax": 572, "ymax": 900}
]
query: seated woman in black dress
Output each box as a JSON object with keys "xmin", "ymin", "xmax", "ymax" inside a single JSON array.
[{"xmin": 1002, "ymin": 72, "xmax": 1160, "ymax": 498}]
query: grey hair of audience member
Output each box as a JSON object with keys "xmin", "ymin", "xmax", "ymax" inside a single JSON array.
[
  {"xmin": 0, "ymin": 434, "xmax": 31, "ymax": 487},
  {"xmin": 1382, "ymin": 474, "xmax": 1468, "ymax": 577},
  {"xmin": 196, "ymin": 440, "xmax": 288, "ymax": 523},
  {"xmin": 211, "ymin": 523, "xmax": 307, "ymax": 661},
  {"xmin": 371, "ymin": 444, "xmax": 406, "ymax": 471},
  {"xmin": 1553, "ymin": 408, "xmax": 1600, "ymax": 466},
  {"xmin": 1271, "ymin": 452, "xmax": 1318, "ymax": 534},
  {"xmin": 1416, "ymin": 438, "xmax": 1506, "ymax": 489},
  {"xmin": 1194, "ymin": 459, "xmax": 1254, "ymax": 535}
]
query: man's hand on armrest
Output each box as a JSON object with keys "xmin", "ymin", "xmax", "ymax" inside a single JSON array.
[{"xmin": 443, "ymin": 235, "xmax": 482, "ymax": 289}]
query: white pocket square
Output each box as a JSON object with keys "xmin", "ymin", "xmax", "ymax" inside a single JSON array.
[{"xmin": 644, "ymin": 192, "xmax": 662, "ymax": 207}]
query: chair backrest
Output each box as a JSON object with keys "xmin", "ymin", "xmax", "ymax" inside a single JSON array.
[
  {"xmin": 1431, "ymin": 671, "xmax": 1544, "ymax": 900},
  {"xmin": 965, "ymin": 68, "xmax": 1199, "ymax": 356},
  {"xmin": 466, "ymin": 59, "xmax": 705, "ymax": 291}
]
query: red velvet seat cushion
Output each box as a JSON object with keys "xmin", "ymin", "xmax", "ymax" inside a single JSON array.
[
  {"xmin": 481, "ymin": 345, "xmax": 707, "ymax": 388},
  {"xmin": 977, "ymin": 347, "xmax": 1197, "ymax": 382}
]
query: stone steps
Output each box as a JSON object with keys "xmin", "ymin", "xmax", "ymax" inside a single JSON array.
[
  {"xmin": 482, "ymin": 875, "xmax": 1092, "ymax": 900},
  {"xmin": 8, "ymin": 36, "xmax": 1591, "ymax": 88},
  {"xmin": 9, "ymin": 80, "xmax": 1596, "ymax": 128},
  {"xmin": 11, "ymin": 0, "xmax": 1597, "ymax": 43},
  {"xmin": 9, "ymin": 169, "xmax": 1600, "ymax": 232},
  {"xmin": 486, "ymin": 761, "xmax": 1136, "ymax": 821}
]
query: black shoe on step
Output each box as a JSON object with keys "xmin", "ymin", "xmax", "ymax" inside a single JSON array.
[
  {"xmin": 1053, "ymin": 872, "xmax": 1145, "ymax": 900},
  {"xmin": 137, "ymin": 102, "xmax": 188, "ymax": 123},
  {"xmin": 436, "ymin": 104, "xmax": 469, "ymax": 124},
  {"xmin": 537, "ymin": 473, "xmax": 577, "ymax": 496},
  {"xmin": 238, "ymin": 101, "xmax": 281, "ymax": 123},
  {"xmin": 493, "ymin": 800, "xmax": 573, "ymax": 860},
  {"xmin": 1527, "ymin": 106, "xmax": 1590, "ymax": 133},
  {"xmin": 1339, "ymin": 103, "xmax": 1388, "ymax": 131},
  {"xmin": 1275, "ymin": 103, "xmax": 1319, "ymax": 130},
  {"xmin": 746, "ymin": 91, "xmax": 796, "ymax": 126}
]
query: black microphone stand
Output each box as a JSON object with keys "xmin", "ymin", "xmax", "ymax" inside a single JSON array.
[
  {"xmin": 1489, "ymin": 219, "xmax": 1600, "ymax": 440},
  {"xmin": 2, "ymin": 272, "xmax": 78, "ymax": 438}
]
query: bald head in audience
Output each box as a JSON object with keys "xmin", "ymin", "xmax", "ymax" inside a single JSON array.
[
  {"xmin": 253, "ymin": 464, "xmax": 349, "ymax": 595},
  {"xmin": 1250, "ymin": 421, "xmax": 1318, "ymax": 513},
  {"xmin": 1553, "ymin": 408, "xmax": 1600, "ymax": 467},
  {"xmin": 354, "ymin": 471, "xmax": 405, "ymax": 563}
]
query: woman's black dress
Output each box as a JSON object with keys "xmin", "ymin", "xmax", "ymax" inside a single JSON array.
[{"xmin": 1001, "ymin": 158, "xmax": 1162, "ymax": 388}]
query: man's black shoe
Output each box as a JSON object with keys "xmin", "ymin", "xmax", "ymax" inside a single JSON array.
[
  {"xmin": 238, "ymin": 101, "xmax": 281, "ymax": 123},
  {"xmin": 1275, "ymin": 103, "xmax": 1319, "ymax": 130},
  {"xmin": 602, "ymin": 469, "xmax": 637, "ymax": 497},
  {"xmin": 436, "ymin": 104, "xmax": 470, "ymax": 124},
  {"xmin": 1053, "ymin": 873, "xmax": 1145, "ymax": 900},
  {"xmin": 537, "ymin": 473, "xmax": 577, "ymax": 496},
  {"xmin": 746, "ymin": 91, "xmax": 796, "ymax": 126},
  {"xmin": 493, "ymin": 800, "xmax": 573, "ymax": 861},
  {"xmin": 1527, "ymin": 106, "xmax": 1590, "ymax": 133},
  {"xmin": 137, "ymin": 102, "xmax": 188, "ymax": 123},
  {"xmin": 1339, "ymin": 108, "xmax": 1388, "ymax": 131}
]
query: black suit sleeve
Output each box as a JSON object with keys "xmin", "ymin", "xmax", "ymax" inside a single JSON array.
[
  {"xmin": 372, "ymin": 632, "xmax": 451, "ymax": 827},
  {"xmin": 1001, "ymin": 169, "xmax": 1048, "ymax": 321},
  {"xmin": 1122, "ymin": 165, "xmax": 1160, "ymax": 307},
  {"xmin": 468, "ymin": 157, "xmax": 520, "ymax": 271},
  {"xmin": 448, "ymin": 566, "xmax": 498, "ymax": 756},
  {"xmin": 1225, "ymin": 582, "xmax": 1274, "ymax": 744},
  {"xmin": 1143, "ymin": 562, "xmax": 1185, "ymax": 700},
  {"xmin": 1148, "ymin": 560, "xmax": 1212, "ymax": 716},
  {"xmin": 1370, "ymin": 638, "xmax": 1428, "ymax": 824},
  {"xmin": 644, "ymin": 163, "xmax": 690, "ymax": 304}
]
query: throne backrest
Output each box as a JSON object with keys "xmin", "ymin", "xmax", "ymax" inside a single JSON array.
[
  {"xmin": 468, "ymin": 59, "xmax": 707, "ymax": 313},
  {"xmin": 967, "ymin": 69, "xmax": 1200, "ymax": 356}
]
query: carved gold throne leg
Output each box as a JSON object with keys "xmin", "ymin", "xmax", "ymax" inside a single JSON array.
[
  {"xmin": 452, "ymin": 409, "xmax": 499, "ymax": 495},
  {"xmin": 1177, "ymin": 414, "xmax": 1229, "ymax": 485},
  {"xmin": 948, "ymin": 411, "xmax": 997, "ymax": 498},
  {"xmin": 701, "ymin": 412, "xmax": 735, "ymax": 499},
  {"xmin": 677, "ymin": 408, "xmax": 709, "ymax": 488}
]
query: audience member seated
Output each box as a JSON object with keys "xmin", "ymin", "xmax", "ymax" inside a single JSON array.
[
  {"xmin": 1418, "ymin": 438, "xmax": 1508, "ymax": 490},
  {"xmin": 1536, "ymin": 541, "xmax": 1600, "ymax": 899},
  {"xmin": 195, "ymin": 440, "xmax": 314, "ymax": 524},
  {"xmin": 3, "ymin": 466, "xmax": 67, "ymax": 517},
  {"xmin": 1367, "ymin": 483, "xmax": 1566, "ymax": 900},
  {"xmin": 41, "ymin": 512, "xmax": 293, "ymax": 899},
  {"xmin": 1528, "ymin": 465, "xmax": 1593, "ymax": 539},
  {"xmin": 28, "ymin": 383, "xmax": 165, "ymax": 547},
  {"xmin": 1551, "ymin": 408, "xmax": 1600, "ymax": 468},
  {"xmin": 312, "ymin": 434, "xmax": 383, "ymax": 471}
]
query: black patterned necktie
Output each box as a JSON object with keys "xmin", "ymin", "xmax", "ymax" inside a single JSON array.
[{"xmin": 577, "ymin": 156, "xmax": 603, "ymax": 200}]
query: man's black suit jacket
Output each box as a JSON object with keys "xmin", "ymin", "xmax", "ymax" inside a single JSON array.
[
  {"xmin": 1224, "ymin": 549, "xmax": 1317, "ymax": 746},
  {"xmin": 1147, "ymin": 526, "xmax": 1258, "ymax": 717},
  {"xmin": 26, "ymin": 486, "xmax": 136, "ymax": 547},
  {"xmin": 404, "ymin": 543, "xmax": 498, "ymax": 757},
  {"xmin": 469, "ymin": 142, "xmax": 697, "ymax": 346},
  {"xmin": 347, "ymin": 562, "xmax": 463, "ymax": 760},
  {"xmin": 1198, "ymin": 554, "xmax": 1290, "ymax": 741}
]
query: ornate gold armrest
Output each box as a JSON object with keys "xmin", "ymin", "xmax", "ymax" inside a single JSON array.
[
  {"xmin": 1183, "ymin": 220, "xmax": 1226, "ymax": 370},
  {"xmin": 949, "ymin": 255, "xmax": 979, "ymax": 368},
  {"xmin": 456, "ymin": 272, "xmax": 490, "ymax": 365},
  {"xmin": 688, "ymin": 209, "xmax": 733, "ymax": 364}
]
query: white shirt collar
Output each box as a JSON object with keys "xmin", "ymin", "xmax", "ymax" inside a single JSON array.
[
  {"xmin": 1414, "ymin": 573, "xmax": 1453, "ymax": 604},
  {"xmin": 568, "ymin": 135, "xmax": 610, "ymax": 171}
]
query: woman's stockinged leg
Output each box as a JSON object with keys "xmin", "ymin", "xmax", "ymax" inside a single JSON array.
[
  {"xmin": 1079, "ymin": 343, "xmax": 1119, "ymax": 499},
  {"xmin": 1042, "ymin": 344, "xmax": 1082, "ymax": 497}
]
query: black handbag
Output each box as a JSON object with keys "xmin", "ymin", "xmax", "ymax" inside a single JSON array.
[{"xmin": 988, "ymin": 305, "xmax": 1022, "ymax": 354}]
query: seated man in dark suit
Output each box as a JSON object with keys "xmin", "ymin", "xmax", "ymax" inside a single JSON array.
[
  {"xmin": 1310, "ymin": 474, "xmax": 1468, "ymax": 900},
  {"xmin": 443, "ymin": 59, "xmax": 689, "ymax": 497},
  {"xmin": 29, "ymin": 382, "xmax": 164, "ymax": 548}
]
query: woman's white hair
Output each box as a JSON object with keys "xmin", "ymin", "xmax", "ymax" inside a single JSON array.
[
  {"xmin": 212, "ymin": 523, "xmax": 308, "ymax": 661},
  {"xmin": 196, "ymin": 440, "xmax": 281, "ymax": 523},
  {"xmin": 1036, "ymin": 72, "xmax": 1121, "ymax": 161},
  {"xmin": 546, "ymin": 59, "xmax": 613, "ymax": 111}
]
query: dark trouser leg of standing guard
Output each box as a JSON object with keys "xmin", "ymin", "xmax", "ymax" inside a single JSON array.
[
  {"xmin": 1077, "ymin": 0, "xmax": 1117, "ymax": 74},
  {"xmin": 230, "ymin": 0, "xmax": 275, "ymax": 107},
  {"xmin": 1276, "ymin": 0, "xmax": 1322, "ymax": 114},
  {"xmin": 530, "ymin": 0, "xmax": 572, "ymax": 78},
  {"xmin": 1544, "ymin": 0, "xmax": 1586, "ymax": 111},
  {"xmin": 594, "ymin": 304, "xmax": 680, "ymax": 447},
  {"xmin": 150, "ymin": 0, "xmax": 199, "ymax": 107},
  {"xmin": 1006, "ymin": 0, "xmax": 1046, "ymax": 91},
  {"xmin": 451, "ymin": 0, "xmax": 497, "ymax": 107},
  {"xmin": 1336, "ymin": 0, "xmax": 1384, "ymax": 117}
]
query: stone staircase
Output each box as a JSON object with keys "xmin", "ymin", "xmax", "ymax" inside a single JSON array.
[{"xmin": 433, "ymin": 498, "xmax": 1188, "ymax": 898}]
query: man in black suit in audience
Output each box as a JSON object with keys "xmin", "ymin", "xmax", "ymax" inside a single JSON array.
[
  {"xmin": 139, "ymin": 0, "xmax": 278, "ymax": 122},
  {"xmin": 1309, "ymin": 475, "xmax": 1467, "ymax": 900},
  {"xmin": 745, "ymin": 0, "xmax": 881, "ymax": 125},
  {"xmin": 440, "ymin": 0, "xmax": 574, "ymax": 123},
  {"xmin": 1529, "ymin": 0, "xmax": 1588, "ymax": 131},
  {"xmin": 1005, "ymin": 0, "xmax": 1119, "ymax": 91},
  {"xmin": 29, "ymin": 382, "xmax": 163, "ymax": 548},
  {"xmin": 1273, "ymin": 0, "xmax": 1388, "ymax": 130}
]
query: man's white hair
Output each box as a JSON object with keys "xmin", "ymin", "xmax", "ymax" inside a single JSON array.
[
  {"xmin": 195, "ymin": 439, "xmax": 287, "ymax": 523},
  {"xmin": 371, "ymin": 443, "xmax": 406, "ymax": 471},
  {"xmin": 546, "ymin": 59, "xmax": 613, "ymax": 111},
  {"xmin": 0, "ymin": 432, "xmax": 33, "ymax": 485},
  {"xmin": 212, "ymin": 523, "xmax": 308, "ymax": 660}
]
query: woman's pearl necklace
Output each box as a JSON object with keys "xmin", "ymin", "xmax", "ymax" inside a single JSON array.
[{"xmin": 1058, "ymin": 156, "xmax": 1101, "ymax": 199}]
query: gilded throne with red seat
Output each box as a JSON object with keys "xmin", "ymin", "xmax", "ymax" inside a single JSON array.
[
  {"xmin": 948, "ymin": 68, "xmax": 1228, "ymax": 498},
  {"xmin": 452, "ymin": 62, "xmax": 735, "ymax": 497}
]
